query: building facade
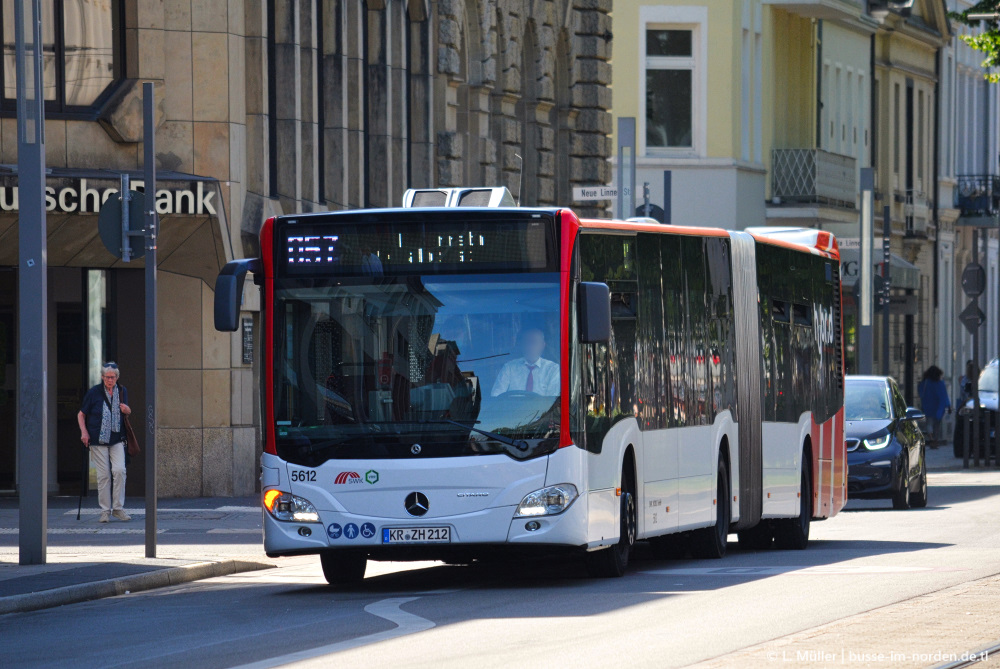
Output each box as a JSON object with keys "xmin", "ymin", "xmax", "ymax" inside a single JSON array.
[
  {"xmin": 0, "ymin": 0, "xmax": 613, "ymax": 497},
  {"xmin": 938, "ymin": 0, "xmax": 1000, "ymax": 425}
]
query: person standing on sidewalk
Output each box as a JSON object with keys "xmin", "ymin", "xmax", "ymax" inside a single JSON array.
[
  {"xmin": 77, "ymin": 362, "xmax": 132, "ymax": 523},
  {"xmin": 918, "ymin": 365, "xmax": 950, "ymax": 449}
]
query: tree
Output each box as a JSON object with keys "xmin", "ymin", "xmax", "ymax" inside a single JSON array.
[{"xmin": 951, "ymin": 1, "xmax": 1000, "ymax": 82}]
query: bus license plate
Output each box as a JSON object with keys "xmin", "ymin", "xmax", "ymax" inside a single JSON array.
[{"xmin": 382, "ymin": 527, "xmax": 451, "ymax": 544}]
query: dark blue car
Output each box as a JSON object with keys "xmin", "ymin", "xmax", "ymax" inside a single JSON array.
[{"xmin": 845, "ymin": 376, "xmax": 928, "ymax": 510}]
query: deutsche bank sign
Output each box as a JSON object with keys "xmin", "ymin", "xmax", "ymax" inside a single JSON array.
[{"xmin": 0, "ymin": 178, "xmax": 217, "ymax": 216}]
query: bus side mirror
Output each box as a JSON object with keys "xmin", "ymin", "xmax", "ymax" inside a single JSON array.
[
  {"xmin": 578, "ymin": 282, "xmax": 611, "ymax": 343},
  {"xmin": 214, "ymin": 259, "xmax": 261, "ymax": 331}
]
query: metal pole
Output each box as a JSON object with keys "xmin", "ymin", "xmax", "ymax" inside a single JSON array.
[
  {"xmin": 663, "ymin": 170, "xmax": 672, "ymax": 225},
  {"xmin": 858, "ymin": 168, "xmax": 875, "ymax": 374},
  {"xmin": 120, "ymin": 174, "xmax": 131, "ymax": 262},
  {"xmin": 972, "ymin": 229, "xmax": 981, "ymax": 468},
  {"xmin": 882, "ymin": 205, "xmax": 891, "ymax": 376},
  {"xmin": 15, "ymin": 0, "xmax": 48, "ymax": 565},
  {"xmin": 143, "ymin": 83, "xmax": 158, "ymax": 557},
  {"xmin": 616, "ymin": 117, "xmax": 636, "ymax": 220}
]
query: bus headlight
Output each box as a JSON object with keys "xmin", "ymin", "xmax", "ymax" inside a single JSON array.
[
  {"xmin": 263, "ymin": 489, "xmax": 321, "ymax": 523},
  {"xmin": 515, "ymin": 484, "xmax": 578, "ymax": 517}
]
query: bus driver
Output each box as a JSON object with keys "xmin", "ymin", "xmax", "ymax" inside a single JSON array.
[{"xmin": 491, "ymin": 326, "xmax": 560, "ymax": 396}]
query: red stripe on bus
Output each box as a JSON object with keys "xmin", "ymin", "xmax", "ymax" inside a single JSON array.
[
  {"xmin": 559, "ymin": 209, "xmax": 580, "ymax": 448},
  {"xmin": 261, "ymin": 216, "xmax": 276, "ymax": 456}
]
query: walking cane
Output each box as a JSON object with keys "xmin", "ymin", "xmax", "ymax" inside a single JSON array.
[{"xmin": 77, "ymin": 444, "xmax": 89, "ymax": 520}]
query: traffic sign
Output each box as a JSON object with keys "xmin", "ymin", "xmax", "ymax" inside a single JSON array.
[
  {"xmin": 98, "ymin": 190, "xmax": 146, "ymax": 260},
  {"xmin": 962, "ymin": 263, "xmax": 987, "ymax": 297},
  {"xmin": 959, "ymin": 301, "xmax": 986, "ymax": 334}
]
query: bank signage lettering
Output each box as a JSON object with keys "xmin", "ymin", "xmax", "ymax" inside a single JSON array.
[{"xmin": 0, "ymin": 179, "xmax": 217, "ymax": 216}]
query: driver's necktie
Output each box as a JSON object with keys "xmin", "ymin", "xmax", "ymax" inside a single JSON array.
[{"xmin": 525, "ymin": 364, "xmax": 537, "ymax": 393}]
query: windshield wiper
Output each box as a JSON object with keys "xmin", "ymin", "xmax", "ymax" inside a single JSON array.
[{"xmin": 416, "ymin": 419, "xmax": 530, "ymax": 452}]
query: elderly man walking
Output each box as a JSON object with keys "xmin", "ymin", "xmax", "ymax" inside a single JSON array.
[{"xmin": 77, "ymin": 362, "xmax": 132, "ymax": 522}]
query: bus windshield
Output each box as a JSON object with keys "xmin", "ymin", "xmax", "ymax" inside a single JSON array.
[{"xmin": 274, "ymin": 273, "xmax": 562, "ymax": 464}]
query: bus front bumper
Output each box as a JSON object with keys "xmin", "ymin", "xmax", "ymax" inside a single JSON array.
[{"xmin": 261, "ymin": 494, "xmax": 590, "ymax": 559}]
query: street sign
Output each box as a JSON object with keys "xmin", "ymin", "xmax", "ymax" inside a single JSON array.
[
  {"xmin": 962, "ymin": 263, "xmax": 987, "ymax": 297},
  {"xmin": 960, "ymin": 301, "xmax": 986, "ymax": 334},
  {"xmin": 573, "ymin": 186, "xmax": 628, "ymax": 201},
  {"xmin": 98, "ymin": 190, "xmax": 146, "ymax": 260}
]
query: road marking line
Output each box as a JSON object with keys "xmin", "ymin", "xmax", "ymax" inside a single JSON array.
[
  {"xmin": 228, "ymin": 597, "xmax": 435, "ymax": 669},
  {"xmin": 641, "ymin": 565, "xmax": 966, "ymax": 576},
  {"xmin": 207, "ymin": 529, "xmax": 261, "ymax": 534}
]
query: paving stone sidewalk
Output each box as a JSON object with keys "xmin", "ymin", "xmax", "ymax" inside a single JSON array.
[{"xmin": 0, "ymin": 496, "xmax": 273, "ymax": 614}]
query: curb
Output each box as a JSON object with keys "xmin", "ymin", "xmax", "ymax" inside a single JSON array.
[{"xmin": 0, "ymin": 559, "xmax": 273, "ymax": 615}]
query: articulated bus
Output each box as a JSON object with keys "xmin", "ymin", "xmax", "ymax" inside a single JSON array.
[{"xmin": 214, "ymin": 187, "xmax": 846, "ymax": 584}]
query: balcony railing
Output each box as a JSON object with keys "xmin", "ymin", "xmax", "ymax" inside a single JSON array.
[
  {"xmin": 957, "ymin": 175, "xmax": 1000, "ymax": 217},
  {"xmin": 771, "ymin": 148, "xmax": 857, "ymax": 208}
]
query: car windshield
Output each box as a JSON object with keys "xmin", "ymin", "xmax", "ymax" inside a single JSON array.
[
  {"xmin": 274, "ymin": 273, "xmax": 561, "ymax": 464},
  {"xmin": 845, "ymin": 380, "xmax": 892, "ymax": 420},
  {"xmin": 979, "ymin": 365, "xmax": 999, "ymax": 393}
]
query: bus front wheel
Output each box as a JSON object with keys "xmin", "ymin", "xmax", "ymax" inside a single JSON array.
[
  {"xmin": 586, "ymin": 464, "xmax": 637, "ymax": 578},
  {"xmin": 320, "ymin": 551, "xmax": 367, "ymax": 586}
]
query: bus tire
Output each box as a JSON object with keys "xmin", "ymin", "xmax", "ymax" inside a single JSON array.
[
  {"xmin": 586, "ymin": 464, "xmax": 637, "ymax": 578},
  {"xmin": 320, "ymin": 551, "xmax": 367, "ymax": 586},
  {"xmin": 774, "ymin": 455, "xmax": 811, "ymax": 550},
  {"xmin": 689, "ymin": 458, "xmax": 730, "ymax": 560},
  {"xmin": 737, "ymin": 523, "xmax": 773, "ymax": 550}
]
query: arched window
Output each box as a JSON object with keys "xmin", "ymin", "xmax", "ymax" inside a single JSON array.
[{"xmin": 1, "ymin": 0, "xmax": 125, "ymax": 115}]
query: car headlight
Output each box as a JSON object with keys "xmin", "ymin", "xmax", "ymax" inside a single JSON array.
[
  {"xmin": 863, "ymin": 434, "xmax": 891, "ymax": 450},
  {"xmin": 263, "ymin": 489, "xmax": 321, "ymax": 523},
  {"xmin": 515, "ymin": 484, "xmax": 579, "ymax": 517}
]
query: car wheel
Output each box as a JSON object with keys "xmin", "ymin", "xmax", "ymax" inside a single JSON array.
[
  {"xmin": 690, "ymin": 458, "xmax": 731, "ymax": 559},
  {"xmin": 891, "ymin": 456, "xmax": 910, "ymax": 510},
  {"xmin": 320, "ymin": 551, "xmax": 367, "ymax": 586},
  {"xmin": 586, "ymin": 463, "xmax": 637, "ymax": 577},
  {"xmin": 910, "ymin": 450, "xmax": 928, "ymax": 509}
]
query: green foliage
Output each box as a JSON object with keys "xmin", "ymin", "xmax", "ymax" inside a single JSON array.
[{"xmin": 950, "ymin": 1, "xmax": 1000, "ymax": 81}]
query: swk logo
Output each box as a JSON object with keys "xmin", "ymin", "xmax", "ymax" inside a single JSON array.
[{"xmin": 334, "ymin": 472, "xmax": 362, "ymax": 485}]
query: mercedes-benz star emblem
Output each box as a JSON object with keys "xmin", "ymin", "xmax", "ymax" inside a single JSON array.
[
  {"xmin": 404, "ymin": 492, "xmax": 429, "ymax": 517},
  {"xmin": 411, "ymin": 443, "xmax": 422, "ymax": 455}
]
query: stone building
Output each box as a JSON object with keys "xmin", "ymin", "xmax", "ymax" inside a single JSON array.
[{"xmin": 0, "ymin": 0, "xmax": 613, "ymax": 498}]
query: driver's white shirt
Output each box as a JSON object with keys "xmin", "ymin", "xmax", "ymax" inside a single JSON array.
[{"xmin": 491, "ymin": 357, "xmax": 560, "ymax": 396}]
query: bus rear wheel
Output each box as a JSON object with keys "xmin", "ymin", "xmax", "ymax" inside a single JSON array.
[
  {"xmin": 773, "ymin": 455, "xmax": 811, "ymax": 550},
  {"xmin": 737, "ymin": 523, "xmax": 773, "ymax": 550},
  {"xmin": 586, "ymin": 464, "xmax": 637, "ymax": 578},
  {"xmin": 320, "ymin": 551, "xmax": 367, "ymax": 586},
  {"xmin": 690, "ymin": 458, "xmax": 730, "ymax": 559}
]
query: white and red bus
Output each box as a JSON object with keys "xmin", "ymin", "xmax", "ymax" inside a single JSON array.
[{"xmin": 214, "ymin": 187, "xmax": 846, "ymax": 584}]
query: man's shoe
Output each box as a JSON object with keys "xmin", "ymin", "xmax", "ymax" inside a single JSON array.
[
  {"xmin": 98, "ymin": 511, "xmax": 110, "ymax": 523},
  {"xmin": 112, "ymin": 509, "xmax": 131, "ymax": 521}
]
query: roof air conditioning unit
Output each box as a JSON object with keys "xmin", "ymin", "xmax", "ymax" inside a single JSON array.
[{"xmin": 402, "ymin": 187, "xmax": 516, "ymax": 208}]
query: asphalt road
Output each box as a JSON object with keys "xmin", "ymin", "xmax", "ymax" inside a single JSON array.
[{"xmin": 3, "ymin": 463, "xmax": 1000, "ymax": 669}]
